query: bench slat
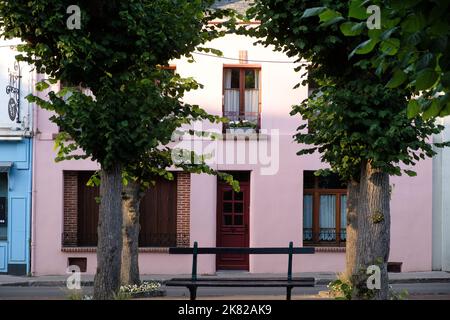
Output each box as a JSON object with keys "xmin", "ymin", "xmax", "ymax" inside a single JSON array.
[
  {"xmin": 166, "ymin": 280, "xmax": 315, "ymax": 287},
  {"xmin": 169, "ymin": 247, "xmax": 315, "ymax": 254},
  {"xmin": 169, "ymin": 277, "xmax": 315, "ymax": 282}
]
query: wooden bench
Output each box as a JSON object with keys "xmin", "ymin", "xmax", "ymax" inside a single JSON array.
[{"xmin": 166, "ymin": 241, "xmax": 315, "ymax": 300}]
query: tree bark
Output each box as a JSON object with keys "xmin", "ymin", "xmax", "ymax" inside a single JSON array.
[
  {"xmin": 353, "ymin": 160, "xmax": 390, "ymax": 300},
  {"xmin": 344, "ymin": 180, "xmax": 359, "ymax": 281},
  {"xmin": 93, "ymin": 164, "xmax": 123, "ymax": 300},
  {"xmin": 120, "ymin": 181, "xmax": 143, "ymax": 286}
]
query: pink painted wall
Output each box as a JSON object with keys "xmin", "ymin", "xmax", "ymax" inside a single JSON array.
[{"xmin": 32, "ymin": 34, "xmax": 432, "ymax": 275}]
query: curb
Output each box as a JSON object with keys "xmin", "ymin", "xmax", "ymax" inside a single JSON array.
[
  {"xmin": 2, "ymin": 277, "xmax": 450, "ymax": 287},
  {"xmin": 313, "ymin": 278, "xmax": 450, "ymax": 285},
  {"xmin": 0, "ymin": 281, "xmax": 93, "ymax": 287}
]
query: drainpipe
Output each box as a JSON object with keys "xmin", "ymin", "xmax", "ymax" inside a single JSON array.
[{"xmin": 30, "ymin": 72, "xmax": 38, "ymax": 276}]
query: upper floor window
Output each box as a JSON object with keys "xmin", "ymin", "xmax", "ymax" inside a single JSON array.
[
  {"xmin": 303, "ymin": 171, "xmax": 347, "ymax": 247},
  {"xmin": 223, "ymin": 66, "xmax": 261, "ymax": 132}
]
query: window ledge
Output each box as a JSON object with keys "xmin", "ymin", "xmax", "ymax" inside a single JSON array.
[{"xmin": 61, "ymin": 247, "xmax": 170, "ymax": 253}]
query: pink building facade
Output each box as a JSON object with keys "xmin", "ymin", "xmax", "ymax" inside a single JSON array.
[{"xmin": 31, "ymin": 32, "xmax": 434, "ymax": 276}]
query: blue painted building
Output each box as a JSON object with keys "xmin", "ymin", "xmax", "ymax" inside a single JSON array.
[{"xmin": 0, "ymin": 40, "xmax": 34, "ymax": 275}]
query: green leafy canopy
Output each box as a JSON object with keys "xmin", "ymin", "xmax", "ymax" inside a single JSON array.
[
  {"xmin": 1, "ymin": 0, "xmax": 239, "ymax": 188},
  {"xmin": 239, "ymin": 0, "xmax": 448, "ymax": 181},
  {"xmin": 0, "ymin": 0, "xmax": 233, "ymax": 169},
  {"xmin": 327, "ymin": 0, "xmax": 450, "ymax": 117}
]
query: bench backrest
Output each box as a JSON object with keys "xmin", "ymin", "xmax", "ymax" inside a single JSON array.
[{"xmin": 169, "ymin": 241, "xmax": 315, "ymax": 281}]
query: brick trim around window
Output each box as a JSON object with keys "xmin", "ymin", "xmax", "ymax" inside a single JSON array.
[
  {"xmin": 63, "ymin": 171, "xmax": 78, "ymax": 247},
  {"xmin": 62, "ymin": 171, "xmax": 191, "ymax": 248},
  {"xmin": 176, "ymin": 172, "xmax": 190, "ymax": 247}
]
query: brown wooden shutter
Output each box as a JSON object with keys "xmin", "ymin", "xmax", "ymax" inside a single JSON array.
[
  {"xmin": 77, "ymin": 171, "xmax": 99, "ymax": 246},
  {"xmin": 139, "ymin": 176, "xmax": 177, "ymax": 247}
]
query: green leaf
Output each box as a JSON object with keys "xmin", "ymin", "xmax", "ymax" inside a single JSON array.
[
  {"xmin": 301, "ymin": 7, "xmax": 327, "ymax": 19},
  {"xmin": 404, "ymin": 170, "xmax": 417, "ymax": 177},
  {"xmin": 415, "ymin": 68, "xmax": 439, "ymax": 91},
  {"xmin": 25, "ymin": 94, "xmax": 36, "ymax": 103},
  {"xmin": 440, "ymin": 101, "xmax": 450, "ymax": 117},
  {"xmin": 407, "ymin": 99, "xmax": 420, "ymax": 119},
  {"xmin": 423, "ymin": 100, "xmax": 441, "ymax": 120},
  {"xmin": 340, "ymin": 22, "xmax": 363, "ymax": 36},
  {"xmin": 401, "ymin": 13, "xmax": 426, "ymax": 33},
  {"xmin": 368, "ymin": 29, "xmax": 382, "ymax": 41},
  {"xmin": 386, "ymin": 69, "xmax": 407, "ymax": 88},
  {"xmin": 35, "ymin": 81, "xmax": 50, "ymax": 91},
  {"xmin": 349, "ymin": 0, "xmax": 369, "ymax": 20},
  {"xmin": 319, "ymin": 9, "xmax": 341, "ymax": 23},
  {"xmin": 380, "ymin": 27, "xmax": 398, "ymax": 41},
  {"xmin": 57, "ymin": 87, "xmax": 71, "ymax": 97},
  {"xmin": 320, "ymin": 16, "xmax": 345, "ymax": 27},
  {"xmin": 429, "ymin": 20, "xmax": 449, "ymax": 37},
  {"xmin": 380, "ymin": 38, "xmax": 400, "ymax": 56},
  {"xmin": 349, "ymin": 39, "xmax": 377, "ymax": 58},
  {"xmin": 441, "ymin": 72, "xmax": 450, "ymax": 89}
]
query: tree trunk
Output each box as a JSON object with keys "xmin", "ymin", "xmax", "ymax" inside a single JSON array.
[
  {"xmin": 344, "ymin": 180, "xmax": 359, "ymax": 281},
  {"xmin": 93, "ymin": 164, "xmax": 123, "ymax": 300},
  {"xmin": 121, "ymin": 181, "xmax": 143, "ymax": 286},
  {"xmin": 353, "ymin": 160, "xmax": 390, "ymax": 300}
]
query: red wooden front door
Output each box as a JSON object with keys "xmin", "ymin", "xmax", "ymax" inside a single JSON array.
[{"xmin": 216, "ymin": 182, "xmax": 250, "ymax": 270}]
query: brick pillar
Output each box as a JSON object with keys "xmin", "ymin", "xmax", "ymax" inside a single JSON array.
[
  {"xmin": 176, "ymin": 172, "xmax": 190, "ymax": 247},
  {"xmin": 63, "ymin": 171, "xmax": 78, "ymax": 246}
]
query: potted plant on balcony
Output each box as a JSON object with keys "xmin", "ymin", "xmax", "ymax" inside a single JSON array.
[{"xmin": 227, "ymin": 120, "xmax": 257, "ymax": 134}]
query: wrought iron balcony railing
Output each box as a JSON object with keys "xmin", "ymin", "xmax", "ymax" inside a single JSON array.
[
  {"xmin": 303, "ymin": 228, "xmax": 346, "ymax": 245},
  {"xmin": 223, "ymin": 111, "xmax": 260, "ymax": 132}
]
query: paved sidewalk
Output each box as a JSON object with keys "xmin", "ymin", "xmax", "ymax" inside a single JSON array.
[{"xmin": 1, "ymin": 271, "xmax": 449, "ymax": 287}]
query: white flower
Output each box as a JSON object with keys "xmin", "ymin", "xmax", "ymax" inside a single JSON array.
[{"xmin": 119, "ymin": 281, "xmax": 161, "ymax": 294}]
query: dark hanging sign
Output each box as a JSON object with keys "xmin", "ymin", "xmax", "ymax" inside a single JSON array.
[{"xmin": 5, "ymin": 60, "xmax": 21, "ymax": 123}]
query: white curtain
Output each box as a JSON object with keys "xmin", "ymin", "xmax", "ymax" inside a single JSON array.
[
  {"xmin": 341, "ymin": 195, "xmax": 347, "ymax": 240},
  {"xmin": 303, "ymin": 195, "xmax": 313, "ymax": 241},
  {"xmin": 224, "ymin": 91, "xmax": 239, "ymax": 116},
  {"xmin": 245, "ymin": 70, "xmax": 259, "ymax": 115},
  {"xmin": 319, "ymin": 195, "xmax": 336, "ymax": 241},
  {"xmin": 224, "ymin": 69, "xmax": 239, "ymax": 117},
  {"xmin": 245, "ymin": 90, "xmax": 259, "ymax": 114}
]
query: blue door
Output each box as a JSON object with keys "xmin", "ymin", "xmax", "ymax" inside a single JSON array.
[
  {"xmin": 0, "ymin": 173, "xmax": 7, "ymax": 272},
  {"xmin": 0, "ymin": 243, "xmax": 7, "ymax": 273}
]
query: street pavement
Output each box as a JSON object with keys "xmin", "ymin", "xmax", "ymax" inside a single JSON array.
[
  {"xmin": 1, "ymin": 271, "xmax": 450, "ymax": 286},
  {"xmin": 0, "ymin": 271, "xmax": 449, "ymax": 300},
  {"xmin": 0, "ymin": 281, "xmax": 449, "ymax": 300}
]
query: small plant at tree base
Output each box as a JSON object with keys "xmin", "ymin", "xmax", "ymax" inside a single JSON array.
[
  {"xmin": 66, "ymin": 290, "xmax": 84, "ymax": 300},
  {"xmin": 66, "ymin": 290, "xmax": 93, "ymax": 300},
  {"xmin": 113, "ymin": 291, "xmax": 132, "ymax": 300},
  {"xmin": 328, "ymin": 278, "xmax": 353, "ymax": 300},
  {"xmin": 389, "ymin": 287, "xmax": 409, "ymax": 300},
  {"xmin": 119, "ymin": 281, "xmax": 161, "ymax": 297}
]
